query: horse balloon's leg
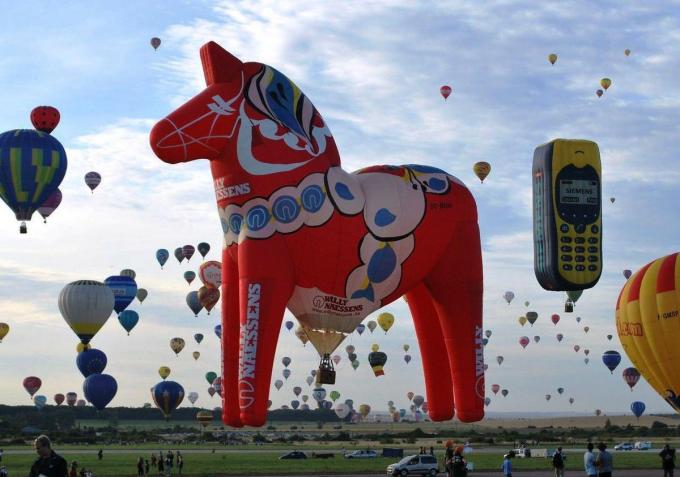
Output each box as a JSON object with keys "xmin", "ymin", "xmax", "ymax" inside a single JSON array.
[
  {"xmin": 425, "ymin": 219, "xmax": 484, "ymax": 423},
  {"xmin": 237, "ymin": 242, "xmax": 294, "ymax": 427},
  {"xmin": 405, "ymin": 283, "xmax": 454, "ymax": 421},
  {"xmin": 221, "ymin": 256, "xmax": 243, "ymax": 427}
]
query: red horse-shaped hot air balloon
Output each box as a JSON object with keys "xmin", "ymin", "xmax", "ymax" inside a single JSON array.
[{"xmin": 150, "ymin": 42, "xmax": 484, "ymax": 427}]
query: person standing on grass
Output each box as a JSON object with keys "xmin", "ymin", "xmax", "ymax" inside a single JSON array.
[
  {"xmin": 552, "ymin": 446, "xmax": 567, "ymax": 477},
  {"xmin": 29, "ymin": 435, "xmax": 68, "ymax": 477},
  {"xmin": 97, "ymin": 449, "xmax": 103, "ymax": 461},
  {"xmin": 137, "ymin": 457, "xmax": 145, "ymax": 477},
  {"xmin": 177, "ymin": 454, "xmax": 184, "ymax": 476},
  {"xmin": 157, "ymin": 454, "xmax": 164, "ymax": 475},
  {"xmin": 69, "ymin": 461, "xmax": 78, "ymax": 477},
  {"xmin": 584, "ymin": 443, "xmax": 597, "ymax": 477},
  {"xmin": 145, "ymin": 459, "xmax": 150, "ymax": 476},
  {"xmin": 151, "ymin": 454, "xmax": 157, "ymax": 469},
  {"xmin": 660, "ymin": 444, "xmax": 676, "ymax": 477},
  {"xmin": 594, "ymin": 442, "xmax": 612, "ymax": 477},
  {"xmin": 502, "ymin": 451, "xmax": 514, "ymax": 477}
]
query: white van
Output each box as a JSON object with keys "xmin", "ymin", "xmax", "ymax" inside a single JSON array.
[{"xmin": 634, "ymin": 441, "xmax": 652, "ymax": 450}]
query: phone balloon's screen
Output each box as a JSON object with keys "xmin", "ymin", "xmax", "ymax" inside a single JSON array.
[{"xmin": 559, "ymin": 179, "xmax": 599, "ymax": 205}]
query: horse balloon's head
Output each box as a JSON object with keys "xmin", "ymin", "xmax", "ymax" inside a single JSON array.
[
  {"xmin": 150, "ymin": 41, "xmax": 336, "ymax": 172},
  {"xmin": 150, "ymin": 42, "xmax": 246, "ymax": 163}
]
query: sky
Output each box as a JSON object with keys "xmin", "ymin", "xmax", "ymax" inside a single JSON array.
[{"xmin": 1, "ymin": 0, "xmax": 680, "ymax": 420}]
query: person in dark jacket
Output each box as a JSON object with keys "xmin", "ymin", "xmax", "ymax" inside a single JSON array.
[
  {"xmin": 29, "ymin": 435, "xmax": 68, "ymax": 477},
  {"xmin": 660, "ymin": 444, "xmax": 676, "ymax": 477}
]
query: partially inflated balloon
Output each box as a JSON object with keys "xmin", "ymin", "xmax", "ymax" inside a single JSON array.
[
  {"xmin": 83, "ymin": 374, "xmax": 117, "ymax": 410},
  {"xmin": 151, "ymin": 380, "xmax": 185, "ymax": 418},
  {"xmin": 59, "ymin": 281, "xmax": 115, "ymax": 344},
  {"xmin": 473, "ymin": 162, "xmax": 491, "ymax": 183},
  {"xmin": 76, "ymin": 349, "xmax": 107, "ymax": 378},
  {"xmin": 170, "ymin": 338, "xmax": 185, "ymax": 355},
  {"xmin": 548, "ymin": 53, "xmax": 557, "ymax": 65},
  {"xmin": 156, "ymin": 249, "xmax": 169, "ymax": 268}
]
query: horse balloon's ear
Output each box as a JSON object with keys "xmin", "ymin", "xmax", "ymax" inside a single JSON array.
[{"xmin": 200, "ymin": 41, "xmax": 243, "ymax": 86}]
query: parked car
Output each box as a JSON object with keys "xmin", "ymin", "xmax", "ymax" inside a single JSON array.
[
  {"xmin": 345, "ymin": 450, "xmax": 377, "ymax": 459},
  {"xmin": 387, "ymin": 454, "xmax": 439, "ymax": 476},
  {"xmin": 279, "ymin": 451, "xmax": 307, "ymax": 459},
  {"xmin": 634, "ymin": 441, "xmax": 652, "ymax": 450},
  {"xmin": 614, "ymin": 442, "xmax": 634, "ymax": 451}
]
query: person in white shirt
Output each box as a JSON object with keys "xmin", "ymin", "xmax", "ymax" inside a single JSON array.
[{"xmin": 584, "ymin": 442, "xmax": 597, "ymax": 477}]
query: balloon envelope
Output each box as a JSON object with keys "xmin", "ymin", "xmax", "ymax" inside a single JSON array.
[
  {"xmin": 473, "ymin": 162, "xmax": 491, "ymax": 183},
  {"xmin": 104, "ymin": 276, "xmax": 137, "ymax": 314},
  {"xmin": 23, "ymin": 376, "xmax": 42, "ymax": 397},
  {"xmin": 83, "ymin": 374, "xmax": 117, "ymax": 411},
  {"xmin": 156, "ymin": 249, "xmax": 169, "ymax": 268},
  {"xmin": 136, "ymin": 288, "xmax": 148, "ymax": 303},
  {"xmin": 84, "ymin": 171, "xmax": 101, "ymax": 191},
  {"xmin": 151, "ymin": 380, "xmax": 185, "ymax": 418},
  {"xmin": 602, "ymin": 350, "xmax": 622, "ymax": 374},
  {"xmin": 117, "ymin": 310, "xmax": 139, "ymax": 335},
  {"xmin": 76, "ymin": 348, "xmax": 107, "ymax": 378},
  {"xmin": 186, "ymin": 291, "xmax": 203, "ymax": 316},
  {"xmin": 59, "ymin": 280, "xmax": 115, "ymax": 344},
  {"xmin": 151, "ymin": 37, "xmax": 161, "ymax": 50},
  {"xmin": 38, "ymin": 188, "xmax": 62, "ymax": 222},
  {"xmin": 197, "ymin": 242, "xmax": 210, "ymax": 258},
  {"xmin": 30, "ymin": 105, "xmax": 60, "ymax": 133},
  {"xmin": 631, "ymin": 401, "xmax": 646, "ymax": 418}
]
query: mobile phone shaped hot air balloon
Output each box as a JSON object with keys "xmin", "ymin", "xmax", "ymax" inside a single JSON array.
[{"xmin": 533, "ymin": 139, "xmax": 602, "ymax": 291}]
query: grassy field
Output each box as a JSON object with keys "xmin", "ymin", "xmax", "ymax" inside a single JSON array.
[{"xmin": 0, "ymin": 450, "xmax": 664, "ymax": 476}]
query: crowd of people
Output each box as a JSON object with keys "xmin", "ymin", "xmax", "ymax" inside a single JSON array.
[{"xmin": 141, "ymin": 450, "xmax": 184, "ymax": 476}]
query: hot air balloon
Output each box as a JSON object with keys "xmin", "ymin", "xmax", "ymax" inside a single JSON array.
[
  {"xmin": 556, "ymin": 333, "xmax": 563, "ymax": 342},
  {"xmin": 170, "ymin": 338, "xmax": 185, "ymax": 356},
  {"xmin": 623, "ymin": 269, "xmax": 632, "ymax": 279},
  {"xmin": 351, "ymin": 360, "xmax": 360, "ymax": 370},
  {"xmin": 440, "ymin": 85, "xmax": 452, "ymax": 100},
  {"xmin": 198, "ymin": 286, "xmax": 220, "ymax": 313},
  {"xmin": 66, "ymin": 392, "xmax": 77, "ymax": 406},
  {"xmin": 584, "ymin": 349, "xmax": 590, "ymax": 356},
  {"xmin": 84, "ymin": 171, "xmax": 101, "ymax": 193},
  {"xmin": 568, "ymin": 397, "xmax": 574, "ymax": 404},
  {"xmin": 214, "ymin": 325, "xmax": 222, "ymax": 339},
  {"xmin": 151, "ymin": 380, "xmax": 185, "ymax": 419},
  {"xmin": 501, "ymin": 389, "xmax": 509, "ymax": 397},
  {"xmin": 117, "ymin": 310, "xmax": 139, "ymax": 335},
  {"xmin": 23, "ymin": 376, "xmax": 42, "ymax": 397},
  {"xmin": 610, "ymin": 197, "xmax": 615, "ymax": 204},
  {"xmin": 358, "ymin": 404, "xmax": 371, "ymax": 418},
  {"xmin": 370, "ymin": 343, "xmax": 380, "ymax": 352},
  {"xmin": 76, "ymin": 349, "xmax": 107, "ymax": 378},
  {"xmin": 600, "ymin": 78, "xmax": 612, "ymax": 90},
  {"xmin": 526, "ymin": 311, "xmax": 538, "ymax": 326},
  {"xmin": 305, "ymin": 376, "xmax": 314, "ymax": 386},
  {"xmin": 0, "ymin": 322, "xmax": 9, "ymax": 342},
  {"xmin": 290, "ymin": 400, "xmax": 300, "ymax": 410},
  {"xmin": 473, "ymin": 162, "xmax": 491, "ymax": 183},
  {"xmin": 274, "ymin": 380, "xmax": 283, "ymax": 391},
  {"xmin": 519, "ymin": 316, "xmax": 527, "ymax": 326},
  {"xmin": 282, "ymin": 357, "xmax": 292, "ymax": 368},
  {"xmin": 313, "ymin": 387, "xmax": 327, "ymax": 403},
  {"xmin": 198, "ymin": 261, "xmax": 222, "ymax": 288},
  {"xmin": 407, "ymin": 391, "xmax": 414, "ymax": 401},
  {"xmin": 182, "ymin": 245, "xmax": 196, "ymax": 261},
  {"xmin": 602, "ymin": 350, "xmax": 622, "ymax": 374},
  {"xmin": 174, "ymin": 247, "xmax": 184, "ymax": 264},
  {"xmin": 367, "ymin": 320, "xmax": 377, "ymax": 333},
  {"xmin": 159, "ymin": 366, "xmax": 171, "ymax": 380},
  {"xmin": 76, "ymin": 399, "xmax": 86, "ymax": 407},
  {"xmin": 332, "ymin": 354, "xmax": 341, "ymax": 366},
  {"xmin": 150, "ymin": 37, "xmax": 161, "ymax": 50},
  {"xmin": 545, "ymin": 394, "xmax": 551, "ymax": 401},
  {"xmin": 622, "ymin": 367, "xmax": 640, "ymax": 390},
  {"xmin": 194, "ymin": 333, "xmax": 204, "ymax": 344},
  {"xmin": 533, "ymin": 335, "xmax": 541, "ymax": 343},
  {"xmin": 404, "ymin": 354, "xmax": 412, "ymax": 364},
  {"xmin": 196, "ymin": 409, "xmax": 213, "ymax": 427},
  {"xmin": 491, "ymin": 384, "xmax": 500, "ymax": 395},
  {"xmin": 30, "ymin": 106, "xmax": 61, "ymax": 133},
  {"xmin": 295, "ymin": 326, "xmax": 309, "ymax": 346},
  {"xmin": 631, "ymin": 401, "xmax": 645, "ymax": 418},
  {"xmin": 551, "ymin": 314, "xmax": 560, "ymax": 325},
  {"xmin": 104, "ymin": 276, "xmax": 137, "ymax": 314},
  {"xmin": 83, "ymin": 374, "xmax": 118, "ymax": 411},
  {"xmin": 156, "ymin": 249, "xmax": 169, "ymax": 268},
  {"xmin": 188, "ymin": 391, "xmax": 199, "ymax": 405},
  {"xmin": 192, "ymin": 351, "xmax": 200, "ymax": 360},
  {"xmin": 369, "ymin": 351, "xmax": 387, "ymax": 376},
  {"xmin": 282, "ymin": 369, "xmax": 291, "ymax": 380},
  {"xmin": 503, "ymin": 291, "xmax": 515, "ymax": 304},
  {"xmin": 596, "ymin": 89, "xmax": 603, "ymax": 98},
  {"xmin": 624, "ymin": 49, "xmax": 631, "ymax": 56},
  {"xmin": 496, "ymin": 356, "xmax": 504, "ymax": 365},
  {"xmin": 285, "ymin": 321, "xmax": 294, "ymax": 331},
  {"xmin": 212, "ymin": 377, "xmax": 223, "ymax": 397},
  {"xmin": 485, "ymin": 330, "xmax": 492, "ymax": 339},
  {"xmin": 402, "ymin": 344, "xmax": 410, "ymax": 353},
  {"xmin": 197, "ymin": 242, "xmax": 210, "ymax": 259},
  {"xmin": 377, "ymin": 312, "xmax": 395, "ymax": 333},
  {"xmin": 335, "ymin": 403, "xmax": 350, "ymax": 419},
  {"xmin": 34, "ymin": 395, "xmax": 47, "ymax": 410},
  {"xmin": 186, "ymin": 291, "xmax": 203, "ymax": 316},
  {"xmin": 548, "ymin": 53, "xmax": 557, "ymax": 65},
  {"xmin": 574, "ymin": 345, "xmax": 580, "ymax": 353},
  {"xmin": 136, "ymin": 288, "xmax": 148, "ymax": 304},
  {"xmin": 576, "ymin": 316, "xmax": 582, "ymax": 323},
  {"xmin": 0, "ymin": 129, "xmax": 67, "ymax": 232},
  {"xmin": 119, "ymin": 269, "xmax": 136, "ymax": 280},
  {"xmin": 584, "ymin": 326, "xmax": 590, "ymax": 334},
  {"xmin": 38, "ymin": 188, "xmax": 62, "ymax": 223},
  {"xmin": 330, "ymin": 390, "xmax": 341, "ymax": 402},
  {"xmin": 484, "ymin": 397, "xmax": 491, "ymax": 407},
  {"xmin": 293, "ymin": 386, "xmax": 302, "ymax": 397},
  {"xmin": 207, "ymin": 387, "xmax": 215, "ymax": 397},
  {"xmin": 355, "ymin": 323, "xmax": 366, "ymax": 335},
  {"xmin": 205, "ymin": 371, "xmax": 217, "ymax": 385},
  {"xmin": 606, "ymin": 334, "xmax": 613, "ymax": 341},
  {"xmin": 519, "ymin": 336, "xmax": 530, "ymax": 349},
  {"xmin": 184, "ymin": 271, "xmax": 196, "ymax": 284},
  {"xmin": 557, "ymin": 387, "xmax": 564, "ymax": 395}
]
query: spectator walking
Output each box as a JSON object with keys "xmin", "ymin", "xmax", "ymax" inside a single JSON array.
[
  {"xmin": 177, "ymin": 454, "xmax": 184, "ymax": 476},
  {"xmin": 450, "ymin": 446, "xmax": 467, "ymax": 477},
  {"xmin": 97, "ymin": 449, "xmax": 103, "ymax": 461},
  {"xmin": 552, "ymin": 446, "xmax": 567, "ymax": 477},
  {"xmin": 660, "ymin": 444, "xmax": 676, "ymax": 477},
  {"xmin": 29, "ymin": 435, "xmax": 68, "ymax": 477},
  {"xmin": 595, "ymin": 442, "xmax": 612, "ymax": 477},
  {"xmin": 502, "ymin": 450, "xmax": 515, "ymax": 477},
  {"xmin": 584, "ymin": 443, "xmax": 597, "ymax": 477}
]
